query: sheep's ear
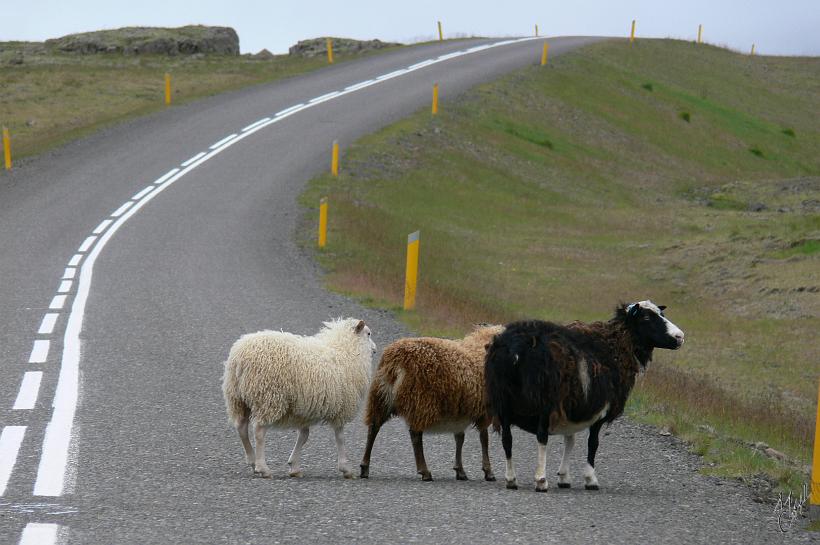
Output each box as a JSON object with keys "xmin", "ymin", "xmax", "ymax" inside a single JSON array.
[
  {"xmin": 354, "ymin": 320, "xmax": 366, "ymax": 334},
  {"xmin": 658, "ymin": 305, "xmax": 667, "ymax": 311}
]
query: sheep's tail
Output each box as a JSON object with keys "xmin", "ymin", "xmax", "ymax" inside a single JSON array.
[
  {"xmin": 363, "ymin": 353, "xmax": 398, "ymax": 427},
  {"xmin": 484, "ymin": 337, "xmax": 509, "ymax": 435},
  {"xmin": 222, "ymin": 358, "xmax": 251, "ymax": 426}
]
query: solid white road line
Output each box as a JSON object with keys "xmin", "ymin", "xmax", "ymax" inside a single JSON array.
[
  {"xmin": 0, "ymin": 426, "xmax": 26, "ymax": 496},
  {"xmin": 210, "ymin": 133, "xmax": 238, "ymax": 149},
  {"xmin": 92, "ymin": 219, "xmax": 112, "ymax": 234},
  {"xmin": 309, "ymin": 91, "xmax": 340, "ymax": 103},
  {"xmin": 153, "ymin": 168, "xmax": 181, "ymax": 185},
  {"xmin": 38, "ymin": 313, "xmax": 59, "ymax": 335},
  {"xmin": 376, "ymin": 69, "xmax": 408, "ymax": 81},
  {"xmin": 275, "ymin": 103, "xmax": 305, "ymax": 116},
  {"xmin": 110, "ymin": 201, "xmax": 135, "ymax": 218},
  {"xmin": 13, "ymin": 372, "xmax": 43, "ymax": 410},
  {"xmin": 242, "ymin": 117, "xmax": 271, "ymax": 132},
  {"xmin": 78, "ymin": 236, "xmax": 96, "ymax": 253},
  {"xmin": 57, "ymin": 281, "xmax": 72, "ymax": 294},
  {"xmin": 18, "ymin": 523, "xmax": 60, "ymax": 545},
  {"xmin": 345, "ymin": 80, "xmax": 375, "ymax": 92},
  {"xmin": 49, "ymin": 295, "xmax": 67, "ymax": 310},
  {"xmin": 181, "ymin": 152, "xmax": 207, "ymax": 167},
  {"xmin": 132, "ymin": 186, "xmax": 155, "ymax": 200},
  {"xmin": 67, "ymin": 255, "xmax": 83, "ymax": 267},
  {"xmin": 29, "ymin": 340, "xmax": 50, "ymax": 364},
  {"xmin": 62, "ymin": 268, "xmax": 76, "ymax": 280}
]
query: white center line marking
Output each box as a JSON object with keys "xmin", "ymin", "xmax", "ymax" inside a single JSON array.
[
  {"xmin": 78, "ymin": 236, "xmax": 96, "ymax": 253},
  {"xmin": 153, "ymin": 168, "xmax": 181, "ymax": 185},
  {"xmin": 242, "ymin": 117, "xmax": 271, "ymax": 132},
  {"xmin": 18, "ymin": 523, "xmax": 60, "ymax": 545},
  {"xmin": 13, "ymin": 372, "xmax": 43, "ymax": 410},
  {"xmin": 309, "ymin": 91, "xmax": 340, "ymax": 103},
  {"xmin": 275, "ymin": 103, "xmax": 305, "ymax": 116},
  {"xmin": 110, "ymin": 201, "xmax": 134, "ymax": 217},
  {"xmin": 92, "ymin": 219, "xmax": 113, "ymax": 234},
  {"xmin": 29, "ymin": 340, "xmax": 50, "ymax": 363},
  {"xmin": 62, "ymin": 268, "xmax": 76, "ymax": 280},
  {"xmin": 38, "ymin": 313, "xmax": 59, "ymax": 335},
  {"xmin": 132, "ymin": 186, "xmax": 154, "ymax": 200},
  {"xmin": 49, "ymin": 295, "xmax": 67, "ymax": 310},
  {"xmin": 68, "ymin": 255, "xmax": 83, "ymax": 267},
  {"xmin": 0, "ymin": 426, "xmax": 26, "ymax": 495},
  {"xmin": 345, "ymin": 80, "xmax": 375, "ymax": 92},
  {"xmin": 57, "ymin": 280, "xmax": 73, "ymax": 294},
  {"xmin": 181, "ymin": 152, "xmax": 207, "ymax": 167},
  {"xmin": 408, "ymin": 59, "xmax": 435, "ymax": 70},
  {"xmin": 210, "ymin": 134, "xmax": 238, "ymax": 149},
  {"xmin": 376, "ymin": 69, "xmax": 408, "ymax": 81}
]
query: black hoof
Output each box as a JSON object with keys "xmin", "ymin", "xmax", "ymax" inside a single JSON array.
[
  {"xmin": 360, "ymin": 465, "xmax": 370, "ymax": 479},
  {"xmin": 455, "ymin": 472, "xmax": 468, "ymax": 481},
  {"xmin": 585, "ymin": 484, "xmax": 600, "ymax": 491},
  {"xmin": 506, "ymin": 480, "xmax": 518, "ymax": 490},
  {"xmin": 557, "ymin": 482, "xmax": 571, "ymax": 489},
  {"xmin": 420, "ymin": 472, "xmax": 433, "ymax": 482},
  {"xmin": 535, "ymin": 486, "xmax": 549, "ymax": 493},
  {"xmin": 484, "ymin": 473, "xmax": 497, "ymax": 482}
]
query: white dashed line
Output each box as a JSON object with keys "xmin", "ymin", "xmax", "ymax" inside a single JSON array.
[
  {"xmin": 57, "ymin": 281, "xmax": 72, "ymax": 294},
  {"xmin": 78, "ymin": 236, "xmax": 96, "ymax": 253},
  {"xmin": 110, "ymin": 201, "xmax": 135, "ymax": 218},
  {"xmin": 345, "ymin": 80, "xmax": 375, "ymax": 92},
  {"xmin": 18, "ymin": 523, "xmax": 60, "ymax": 545},
  {"xmin": 0, "ymin": 426, "xmax": 26, "ymax": 495},
  {"xmin": 210, "ymin": 134, "xmax": 238, "ymax": 149},
  {"xmin": 38, "ymin": 313, "xmax": 59, "ymax": 335},
  {"xmin": 309, "ymin": 91, "xmax": 340, "ymax": 103},
  {"xmin": 13, "ymin": 372, "xmax": 43, "ymax": 410},
  {"xmin": 62, "ymin": 268, "xmax": 76, "ymax": 280},
  {"xmin": 132, "ymin": 186, "xmax": 154, "ymax": 200},
  {"xmin": 49, "ymin": 295, "xmax": 67, "ymax": 310},
  {"xmin": 408, "ymin": 59, "xmax": 435, "ymax": 70},
  {"xmin": 181, "ymin": 152, "xmax": 207, "ymax": 167},
  {"xmin": 242, "ymin": 118, "xmax": 271, "ymax": 132},
  {"xmin": 376, "ymin": 69, "xmax": 408, "ymax": 81},
  {"xmin": 68, "ymin": 255, "xmax": 83, "ymax": 267},
  {"xmin": 92, "ymin": 219, "xmax": 113, "ymax": 234},
  {"xmin": 28, "ymin": 340, "xmax": 50, "ymax": 363},
  {"xmin": 276, "ymin": 103, "xmax": 305, "ymax": 116},
  {"xmin": 153, "ymin": 168, "xmax": 181, "ymax": 185}
]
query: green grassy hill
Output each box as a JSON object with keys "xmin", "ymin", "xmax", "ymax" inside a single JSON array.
[{"xmin": 301, "ymin": 39, "xmax": 820, "ymax": 495}]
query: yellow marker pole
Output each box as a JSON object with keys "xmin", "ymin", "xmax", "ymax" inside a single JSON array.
[
  {"xmin": 535, "ymin": 24, "xmax": 538, "ymax": 37},
  {"xmin": 697, "ymin": 24, "xmax": 703, "ymax": 44},
  {"xmin": 331, "ymin": 140, "xmax": 339, "ymax": 177},
  {"xmin": 432, "ymin": 83, "xmax": 439, "ymax": 115},
  {"xmin": 318, "ymin": 197, "xmax": 328, "ymax": 248},
  {"xmin": 540, "ymin": 42, "xmax": 549, "ymax": 66},
  {"xmin": 751, "ymin": 43, "xmax": 756, "ymax": 55},
  {"xmin": 811, "ymin": 380, "xmax": 820, "ymax": 508},
  {"xmin": 438, "ymin": 21, "xmax": 443, "ymax": 41},
  {"xmin": 403, "ymin": 231, "xmax": 420, "ymax": 310},
  {"xmin": 165, "ymin": 73, "xmax": 171, "ymax": 106},
  {"xmin": 327, "ymin": 38, "xmax": 334, "ymax": 64},
  {"xmin": 2, "ymin": 127, "xmax": 10, "ymax": 171},
  {"xmin": 630, "ymin": 20, "xmax": 636, "ymax": 43}
]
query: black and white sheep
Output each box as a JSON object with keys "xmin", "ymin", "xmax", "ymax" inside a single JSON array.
[
  {"xmin": 484, "ymin": 301, "xmax": 684, "ymax": 491},
  {"xmin": 222, "ymin": 318, "xmax": 376, "ymax": 478}
]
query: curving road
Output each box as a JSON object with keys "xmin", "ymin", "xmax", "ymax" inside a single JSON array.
[{"xmin": 0, "ymin": 36, "xmax": 809, "ymax": 544}]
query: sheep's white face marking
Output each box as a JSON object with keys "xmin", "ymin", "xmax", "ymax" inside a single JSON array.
[
  {"xmin": 631, "ymin": 300, "xmax": 685, "ymax": 349},
  {"xmin": 363, "ymin": 325, "xmax": 377, "ymax": 355}
]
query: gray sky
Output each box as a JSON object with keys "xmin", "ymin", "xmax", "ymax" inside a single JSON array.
[{"xmin": 3, "ymin": 1, "xmax": 819, "ymax": 56}]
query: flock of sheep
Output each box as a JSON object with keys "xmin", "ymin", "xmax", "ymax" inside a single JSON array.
[{"xmin": 222, "ymin": 301, "xmax": 684, "ymax": 491}]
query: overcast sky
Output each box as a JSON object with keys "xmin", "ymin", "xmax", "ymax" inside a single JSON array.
[{"xmin": 3, "ymin": 1, "xmax": 819, "ymax": 56}]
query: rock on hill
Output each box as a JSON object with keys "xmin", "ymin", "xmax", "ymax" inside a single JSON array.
[
  {"xmin": 289, "ymin": 37, "xmax": 401, "ymax": 57},
  {"xmin": 44, "ymin": 26, "xmax": 239, "ymax": 55}
]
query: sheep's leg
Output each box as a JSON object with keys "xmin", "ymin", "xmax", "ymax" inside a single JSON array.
[
  {"xmin": 534, "ymin": 414, "xmax": 550, "ymax": 492},
  {"xmin": 287, "ymin": 427, "xmax": 310, "ymax": 478},
  {"xmin": 501, "ymin": 421, "xmax": 517, "ymax": 490},
  {"xmin": 253, "ymin": 423, "xmax": 272, "ymax": 478},
  {"xmin": 584, "ymin": 420, "xmax": 604, "ymax": 490},
  {"xmin": 453, "ymin": 431, "xmax": 468, "ymax": 480},
  {"xmin": 237, "ymin": 414, "xmax": 255, "ymax": 469},
  {"xmin": 360, "ymin": 414, "xmax": 388, "ymax": 478},
  {"xmin": 410, "ymin": 430, "xmax": 432, "ymax": 481},
  {"xmin": 557, "ymin": 434, "xmax": 575, "ymax": 488},
  {"xmin": 479, "ymin": 425, "xmax": 496, "ymax": 481},
  {"xmin": 333, "ymin": 425, "xmax": 354, "ymax": 479}
]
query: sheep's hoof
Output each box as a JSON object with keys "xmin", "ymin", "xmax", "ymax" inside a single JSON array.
[
  {"xmin": 420, "ymin": 471, "xmax": 433, "ymax": 482},
  {"xmin": 255, "ymin": 468, "xmax": 273, "ymax": 479},
  {"xmin": 288, "ymin": 470, "xmax": 304, "ymax": 478},
  {"xmin": 455, "ymin": 468, "xmax": 468, "ymax": 481},
  {"xmin": 360, "ymin": 465, "xmax": 370, "ymax": 479},
  {"xmin": 585, "ymin": 484, "xmax": 599, "ymax": 491},
  {"xmin": 557, "ymin": 482, "xmax": 571, "ymax": 489},
  {"xmin": 535, "ymin": 478, "xmax": 548, "ymax": 492},
  {"xmin": 484, "ymin": 471, "xmax": 496, "ymax": 482},
  {"xmin": 506, "ymin": 480, "xmax": 518, "ymax": 490},
  {"xmin": 341, "ymin": 470, "xmax": 356, "ymax": 479}
]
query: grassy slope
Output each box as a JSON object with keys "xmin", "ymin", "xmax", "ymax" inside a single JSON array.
[
  {"xmin": 0, "ymin": 44, "xmax": 399, "ymax": 162},
  {"xmin": 300, "ymin": 39, "xmax": 820, "ymax": 494}
]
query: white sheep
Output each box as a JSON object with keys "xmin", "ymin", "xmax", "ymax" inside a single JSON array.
[{"xmin": 222, "ymin": 317, "xmax": 376, "ymax": 478}]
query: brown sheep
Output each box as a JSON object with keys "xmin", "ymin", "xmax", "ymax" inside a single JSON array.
[{"xmin": 359, "ymin": 324, "xmax": 503, "ymax": 481}]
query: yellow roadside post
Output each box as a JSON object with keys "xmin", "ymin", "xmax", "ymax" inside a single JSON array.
[
  {"xmin": 331, "ymin": 140, "xmax": 339, "ymax": 176},
  {"xmin": 432, "ymin": 83, "xmax": 439, "ymax": 115},
  {"xmin": 541, "ymin": 42, "xmax": 549, "ymax": 66},
  {"xmin": 2, "ymin": 127, "xmax": 10, "ymax": 170},
  {"xmin": 438, "ymin": 21, "xmax": 443, "ymax": 42},
  {"xmin": 751, "ymin": 44, "xmax": 756, "ymax": 55},
  {"xmin": 318, "ymin": 197, "xmax": 328, "ymax": 248},
  {"xmin": 403, "ymin": 231, "xmax": 420, "ymax": 310},
  {"xmin": 327, "ymin": 38, "xmax": 334, "ymax": 64},
  {"xmin": 811, "ymin": 380, "xmax": 820, "ymax": 515},
  {"xmin": 697, "ymin": 24, "xmax": 703, "ymax": 44},
  {"xmin": 165, "ymin": 73, "xmax": 172, "ymax": 105},
  {"xmin": 630, "ymin": 20, "xmax": 636, "ymax": 43}
]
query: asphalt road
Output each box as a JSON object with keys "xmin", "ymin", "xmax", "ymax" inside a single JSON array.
[{"xmin": 0, "ymin": 36, "xmax": 812, "ymax": 544}]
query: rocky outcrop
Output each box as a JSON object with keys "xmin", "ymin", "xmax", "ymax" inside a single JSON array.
[
  {"xmin": 289, "ymin": 37, "xmax": 401, "ymax": 57},
  {"xmin": 45, "ymin": 26, "xmax": 240, "ymax": 56}
]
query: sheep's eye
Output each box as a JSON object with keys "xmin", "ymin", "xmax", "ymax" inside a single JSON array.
[
  {"xmin": 367, "ymin": 331, "xmax": 371, "ymax": 336},
  {"xmin": 643, "ymin": 316, "xmax": 651, "ymax": 321}
]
